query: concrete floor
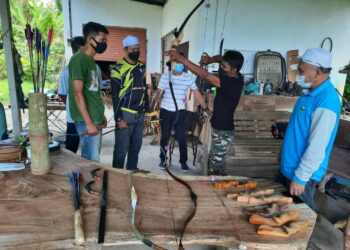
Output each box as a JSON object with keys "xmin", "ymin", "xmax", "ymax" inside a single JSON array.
[{"xmin": 4, "ymin": 105, "xmax": 348, "ymax": 250}]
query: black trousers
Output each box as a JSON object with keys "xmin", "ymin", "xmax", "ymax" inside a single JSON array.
[
  {"xmin": 66, "ymin": 122, "xmax": 80, "ymax": 153},
  {"xmin": 276, "ymin": 172, "xmax": 317, "ymax": 211},
  {"xmin": 159, "ymin": 109, "xmax": 187, "ymax": 164}
]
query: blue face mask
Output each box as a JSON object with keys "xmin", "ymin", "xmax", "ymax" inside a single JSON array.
[
  {"xmin": 296, "ymin": 74, "xmax": 312, "ymax": 89},
  {"xmin": 174, "ymin": 63, "xmax": 185, "ymax": 73}
]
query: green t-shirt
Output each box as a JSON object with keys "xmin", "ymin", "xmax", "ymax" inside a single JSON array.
[{"xmin": 68, "ymin": 50, "xmax": 104, "ymax": 123}]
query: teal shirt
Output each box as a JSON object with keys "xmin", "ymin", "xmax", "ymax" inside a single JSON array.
[{"xmin": 281, "ymin": 79, "xmax": 341, "ymax": 184}]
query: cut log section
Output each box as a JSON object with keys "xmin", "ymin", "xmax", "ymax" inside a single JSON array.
[
  {"xmin": 249, "ymin": 211, "xmax": 300, "ymax": 227},
  {"xmin": 0, "ymin": 149, "xmax": 316, "ymax": 250},
  {"xmin": 257, "ymin": 221, "xmax": 308, "ymax": 237}
]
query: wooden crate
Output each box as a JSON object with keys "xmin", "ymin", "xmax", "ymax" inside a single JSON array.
[{"xmin": 227, "ymin": 110, "xmax": 291, "ymax": 178}]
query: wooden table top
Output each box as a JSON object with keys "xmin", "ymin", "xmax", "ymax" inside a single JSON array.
[
  {"xmin": 0, "ymin": 149, "xmax": 316, "ymax": 249},
  {"xmin": 47, "ymin": 102, "xmax": 66, "ymax": 111}
]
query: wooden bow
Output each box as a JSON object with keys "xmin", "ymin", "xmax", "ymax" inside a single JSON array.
[{"xmin": 165, "ymin": 1, "xmax": 205, "ymax": 250}]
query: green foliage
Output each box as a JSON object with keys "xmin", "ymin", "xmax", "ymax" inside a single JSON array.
[
  {"xmin": 344, "ymin": 74, "xmax": 350, "ymax": 104},
  {"xmin": 0, "ymin": 0, "xmax": 64, "ymax": 86},
  {"xmin": 0, "ymin": 79, "xmax": 33, "ymax": 104}
]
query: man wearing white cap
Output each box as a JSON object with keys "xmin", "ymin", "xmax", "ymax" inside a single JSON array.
[
  {"xmin": 110, "ymin": 35, "xmax": 148, "ymax": 170},
  {"xmin": 279, "ymin": 48, "xmax": 341, "ymax": 210}
]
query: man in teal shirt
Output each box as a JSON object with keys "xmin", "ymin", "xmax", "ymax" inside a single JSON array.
[
  {"xmin": 69, "ymin": 22, "xmax": 108, "ymax": 162},
  {"xmin": 280, "ymin": 48, "xmax": 341, "ymax": 210}
]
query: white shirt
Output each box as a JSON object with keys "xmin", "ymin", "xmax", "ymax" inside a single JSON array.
[{"xmin": 158, "ymin": 72, "xmax": 197, "ymax": 111}]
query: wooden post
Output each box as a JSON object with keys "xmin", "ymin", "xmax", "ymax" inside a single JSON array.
[
  {"xmin": 29, "ymin": 93, "xmax": 50, "ymax": 175},
  {"xmin": 0, "ymin": 0, "xmax": 22, "ymax": 139},
  {"xmin": 345, "ymin": 215, "xmax": 350, "ymax": 250}
]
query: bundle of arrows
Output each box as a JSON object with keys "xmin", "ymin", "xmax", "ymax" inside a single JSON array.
[{"xmin": 24, "ymin": 23, "xmax": 53, "ymax": 94}]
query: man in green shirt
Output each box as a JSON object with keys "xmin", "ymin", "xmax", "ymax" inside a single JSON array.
[{"xmin": 68, "ymin": 22, "xmax": 108, "ymax": 162}]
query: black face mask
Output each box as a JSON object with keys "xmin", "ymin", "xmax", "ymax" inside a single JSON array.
[
  {"xmin": 91, "ymin": 38, "xmax": 107, "ymax": 54},
  {"xmin": 219, "ymin": 67, "xmax": 229, "ymax": 77},
  {"xmin": 129, "ymin": 51, "xmax": 140, "ymax": 61}
]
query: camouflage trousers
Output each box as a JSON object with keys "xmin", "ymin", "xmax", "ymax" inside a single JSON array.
[{"xmin": 208, "ymin": 129, "xmax": 234, "ymax": 176}]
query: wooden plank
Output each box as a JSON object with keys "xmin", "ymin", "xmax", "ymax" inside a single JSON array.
[
  {"xmin": 233, "ymin": 145, "xmax": 281, "ymax": 151},
  {"xmin": 234, "ymin": 138, "xmax": 283, "ymax": 145},
  {"xmin": 243, "ymin": 96, "xmax": 276, "ymax": 111},
  {"xmin": 46, "ymin": 102, "xmax": 66, "ymax": 111},
  {"xmin": 232, "ymin": 152, "xmax": 278, "ymax": 158},
  {"xmin": 205, "ymin": 95, "xmax": 297, "ymax": 113},
  {"xmin": 287, "ymin": 50, "xmax": 299, "ymax": 83},
  {"xmin": 334, "ymin": 119, "xmax": 350, "ymax": 147},
  {"xmin": 328, "ymin": 146, "xmax": 350, "ymax": 180},
  {"xmin": 227, "ymin": 157, "xmax": 279, "ymax": 166},
  {"xmin": 235, "ymin": 111, "xmax": 291, "ymax": 121},
  {"xmin": 275, "ymin": 96, "xmax": 298, "ymax": 112},
  {"xmin": 235, "ymin": 120, "xmax": 278, "ymax": 126},
  {"xmin": 0, "ymin": 149, "xmax": 316, "ymax": 249},
  {"xmin": 235, "ymin": 127, "xmax": 272, "ymax": 132},
  {"xmin": 235, "ymin": 131, "xmax": 274, "ymax": 138},
  {"xmin": 226, "ymin": 166, "xmax": 279, "ymax": 179}
]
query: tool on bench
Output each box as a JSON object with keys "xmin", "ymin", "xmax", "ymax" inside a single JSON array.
[
  {"xmin": 85, "ymin": 168, "xmax": 109, "ymax": 244},
  {"xmin": 243, "ymin": 203, "xmax": 289, "ymax": 217},
  {"xmin": 249, "ymin": 210, "xmax": 300, "ymax": 227},
  {"xmin": 98, "ymin": 170, "xmax": 108, "ymax": 243},
  {"xmin": 213, "ymin": 180, "xmax": 257, "ymax": 190},
  {"xmin": 325, "ymin": 177, "xmax": 350, "ymax": 202},
  {"xmin": 132, "ymin": 168, "xmax": 151, "ymax": 174},
  {"xmin": 85, "ymin": 168, "xmax": 104, "ymax": 195},
  {"xmin": 68, "ymin": 171, "xmax": 84, "ymax": 246}
]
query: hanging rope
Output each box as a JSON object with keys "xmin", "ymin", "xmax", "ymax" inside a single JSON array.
[
  {"xmin": 202, "ymin": 0, "xmax": 210, "ymax": 53},
  {"xmin": 220, "ymin": 0, "xmax": 230, "ymax": 42}
]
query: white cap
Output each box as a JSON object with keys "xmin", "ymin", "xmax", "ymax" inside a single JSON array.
[
  {"xmin": 300, "ymin": 48, "xmax": 332, "ymax": 69},
  {"xmin": 123, "ymin": 35, "xmax": 139, "ymax": 48}
]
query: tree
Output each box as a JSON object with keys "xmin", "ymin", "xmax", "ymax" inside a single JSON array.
[{"xmin": 0, "ymin": 0, "xmax": 64, "ymax": 87}]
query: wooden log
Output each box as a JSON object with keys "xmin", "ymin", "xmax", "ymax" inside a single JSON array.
[
  {"xmin": 0, "ymin": 149, "xmax": 318, "ymax": 250},
  {"xmin": 28, "ymin": 93, "xmax": 50, "ymax": 175}
]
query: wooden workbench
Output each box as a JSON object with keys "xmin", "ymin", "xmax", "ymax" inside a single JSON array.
[{"xmin": 0, "ymin": 149, "xmax": 316, "ymax": 249}]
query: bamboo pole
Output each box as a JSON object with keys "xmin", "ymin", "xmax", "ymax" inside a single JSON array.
[{"xmin": 29, "ymin": 93, "xmax": 50, "ymax": 175}]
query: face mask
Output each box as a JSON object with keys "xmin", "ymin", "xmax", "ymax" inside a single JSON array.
[
  {"xmin": 174, "ymin": 63, "xmax": 185, "ymax": 73},
  {"xmin": 295, "ymin": 74, "xmax": 312, "ymax": 89},
  {"xmin": 91, "ymin": 38, "xmax": 107, "ymax": 54},
  {"xmin": 219, "ymin": 67, "xmax": 229, "ymax": 77},
  {"xmin": 129, "ymin": 51, "xmax": 140, "ymax": 61}
]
